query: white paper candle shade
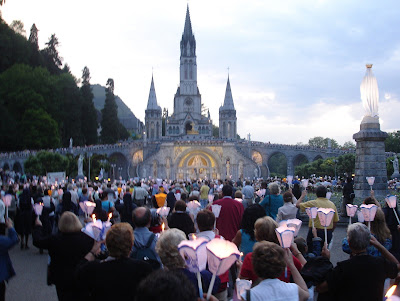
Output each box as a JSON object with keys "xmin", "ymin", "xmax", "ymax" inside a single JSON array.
[
  {"xmin": 357, "ymin": 210, "xmax": 365, "ymax": 223},
  {"xmin": 360, "ymin": 204, "xmax": 378, "ymax": 222},
  {"xmin": 275, "ymin": 226, "xmax": 295, "ymax": 248},
  {"xmin": 156, "ymin": 178, "xmax": 162, "ymax": 186},
  {"xmin": 208, "ymin": 194, "xmax": 214, "ymax": 204},
  {"xmin": 236, "ymin": 279, "xmax": 252, "ymax": 300},
  {"xmin": 346, "ymin": 204, "xmax": 358, "ymax": 217},
  {"xmin": 301, "ymin": 179, "xmax": 309, "ymax": 188},
  {"xmin": 206, "ymin": 238, "xmax": 240, "ymax": 276},
  {"xmin": 317, "ymin": 208, "xmax": 336, "ymax": 227},
  {"xmin": 211, "ymin": 204, "xmax": 222, "ymax": 218},
  {"xmin": 34, "ymin": 203, "xmax": 44, "ymax": 216},
  {"xmin": 287, "ymin": 175, "xmax": 293, "ymax": 185},
  {"xmin": 187, "ymin": 201, "xmax": 201, "ymax": 214},
  {"xmin": 278, "ymin": 220, "xmax": 287, "ymax": 227},
  {"xmin": 3, "ymin": 195, "xmax": 11, "ymax": 207},
  {"xmin": 79, "ymin": 202, "xmax": 86, "ymax": 213},
  {"xmin": 92, "ymin": 223, "xmax": 103, "ymax": 241},
  {"xmin": 157, "ymin": 206, "xmax": 170, "ymax": 218},
  {"xmin": 178, "ymin": 238, "xmax": 208, "ymax": 273},
  {"xmin": 305, "ymin": 207, "xmax": 318, "ymax": 219},
  {"xmin": 326, "ymin": 192, "xmax": 332, "ymax": 200},
  {"xmin": 175, "ymin": 193, "xmax": 181, "ymax": 201},
  {"xmin": 85, "ymin": 201, "xmax": 96, "ymax": 215},
  {"xmin": 386, "ymin": 195, "xmax": 397, "ymax": 209},
  {"xmin": 366, "ymin": 177, "xmax": 375, "ymax": 186},
  {"xmin": 286, "ymin": 219, "xmax": 302, "ymax": 237},
  {"xmin": 102, "ymin": 221, "xmax": 112, "ymax": 240}
]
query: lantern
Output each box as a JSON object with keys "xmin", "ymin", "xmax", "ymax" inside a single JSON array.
[
  {"xmin": 357, "ymin": 210, "xmax": 365, "ymax": 223},
  {"xmin": 206, "ymin": 238, "xmax": 240, "ymax": 299},
  {"xmin": 301, "ymin": 179, "xmax": 309, "ymax": 188},
  {"xmin": 275, "ymin": 225, "xmax": 295, "ymax": 248},
  {"xmin": 346, "ymin": 204, "xmax": 358, "ymax": 225},
  {"xmin": 236, "ymin": 279, "xmax": 252, "ymax": 300},
  {"xmin": 211, "ymin": 204, "xmax": 222, "ymax": 218},
  {"xmin": 187, "ymin": 201, "xmax": 201, "ymax": 217},
  {"xmin": 208, "ymin": 194, "xmax": 214, "ymax": 204},
  {"xmin": 360, "ymin": 204, "xmax": 378, "ymax": 229},
  {"xmin": 317, "ymin": 208, "xmax": 335, "ymax": 247},
  {"xmin": 3, "ymin": 195, "xmax": 12, "ymax": 219},
  {"xmin": 305, "ymin": 207, "xmax": 318, "ymax": 228},
  {"xmin": 175, "ymin": 192, "xmax": 181, "ymax": 201},
  {"xmin": 385, "ymin": 195, "xmax": 400, "ymax": 224},
  {"xmin": 156, "ymin": 206, "xmax": 170, "ymax": 218},
  {"xmin": 178, "ymin": 237, "xmax": 208, "ymax": 297},
  {"xmin": 286, "ymin": 219, "xmax": 302, "ymax": 237},
  {"xmin": 34, "ymin": 203, "xmax": 44, "ymax": 216},
  {"xmin": 366, "ymin": 177, "xmax": 375, "ymax": 190},
  {"xmin": 287, "ymin": 175, "xmax": 293, "ymax": 185}
]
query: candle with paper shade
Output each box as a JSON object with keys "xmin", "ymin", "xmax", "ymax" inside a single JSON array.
[
  {"xmin": 317, "ymin": 208, "xmax": 336, "ymax": 247},
  {"xmin": 206, "ymin": 238, "xmax": 240, "ymax": 300},
  {"xmin": 366, "ymin": 177, "xmax": 375, "ymax": 190},
  {"xmin": 357, "ymin": 210, "xmax": 365, "ymax": 223},
  {"xmin": 187, "ymin": 201, "xmax": 201, "ymax": 216},
  {"xmin": 360, "ymin": 204, "xmax": 378, "ymax": 229},
  {"xmin": 287, "ymin": 175, "xmax": 293, "ymax": 186},
  {"xmin": 386, "ymin": 195, "xmax": 400, "ymax": 224},
  {"xmin": 34, "ymin": 203, "xmax": 44, "ymax": 216},
  {"xmin": 305, "ymin": 207, "xmax": 318, "ymax": 228},
  {"xmin": 235, "ymin": 279, "xmax": 252, "ymax": 301},
  {"xmin": 286, "ymin": 219, "xmax": 302, "ymax": 236},
  {"xmin": 157, "ymin": 206, "xmax": 170, "ymax": 218},
  {"xmin": 208, "ymin": 194, "xmax": 214, "ymax": 204},
  {"xmin": 275, "ymin": 225, "xmax": 295, "ymax": 278},
  {"xmin": 3, "ymin": 195, "xmax": 11, "ymax": 219},
  {"xmin": 301, "ymin": 179, "xmax": 309, "ymax": 188},
  {"xmin": 161, "ymin": 223, "xmax": 165, "ymax": 232},
  {"xmin": 178, "ymin": 237, "xmax": 208, "ymax": 297},
  {"xmin": 346, "ymin": 204, "xmax": 358, "ymax": 225},
  {"xmin": 79, "ymin": 201, "xmax": 96, "ymax": 218}
]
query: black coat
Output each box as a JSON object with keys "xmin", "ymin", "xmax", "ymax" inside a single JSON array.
[
  {"xmin": 32, "ymin": 225, "xmax": 94, "ymax": 291},
  {"xmin": 167, "ymin": 212, "xmax": 195, "ymax": 237}
]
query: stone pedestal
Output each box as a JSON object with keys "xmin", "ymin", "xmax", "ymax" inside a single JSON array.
[{"xmin": 353, "ymin": 117, "xmax": 388, "ymax": 200}]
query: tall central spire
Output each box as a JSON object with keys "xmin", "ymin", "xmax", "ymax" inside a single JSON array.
[{"xmin": 183, "ymin": 4, "xmax": 193, "ymax": 38}]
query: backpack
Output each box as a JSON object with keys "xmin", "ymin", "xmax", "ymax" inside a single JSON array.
[{"xmin": 131, "ymin": 233, "xmax": 161, "ymax": 271}]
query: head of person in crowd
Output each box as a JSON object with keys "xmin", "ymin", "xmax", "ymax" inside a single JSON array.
[
  {"xmin": 132, "ymin": 207, "xmax": 151, "ymax": 228},
  {"xmin": 174, "ymin": 200, "xmax": 187, "ymax": 212},
  {"xmin": 62, "ymin": 191, "xmax": 73, "ymax": 209},
  {"xmin": 261, "ymin": 182, "xmax": 267, "ymax": 190},
  {"xmin": 254, "ymin": 216, "xmax": 279, "ymax": 244},
  {"xmin": 245, "ymin": 180, "xmax": 251, "ymax": 186},
  {"xmin": 316, "ymin": 185, "xmax": 327, "ymax": 198},
  {"xmin": 222, "ymin": 184, "xmax": 233, "ymax": 197},
  {"xmin": 58, "ymin": 211, "xmax": 82, "ymax": 233},
  {"xmin": 181, "ymin": 193, "xmax": 188, "ymax": 202},
  {"xmin": 235, "ymin": 190, "xmax": 243, "ymax": 200},
  {"xmin": 347, "ymin": 222, "xmax": 371, "ymax": 253},
  {"xmin": 283, "ymin": 191, "xmax": 293, "ymax": 203},
  {"xmin": 294, "ymin": 236, "xmax": 307, "ymax": 255},
  {"xmin": 363, "ymin": 196, "xmax": 380, "ymax": 207},
  {"xmin": 268, "ymin": 183, "xmax": 280, "ymax": 195},
  {"xmin": 252, "ymin": 241, "xmax": 286, "ymax": 280},
  {"xmin": 196, "ymin": 210, "xmax": 215, "ymax": 232},
  {"xmin": 188, "ymin": 195, "xmax": 199, "ymax": 202},
  {"xmin": 370, "ymin": 208, "xmax": 391, "ymax": 244},
  {"xmin": 347, "ymin": 177, "xmax": 353, "ymax": 184},
  {"xmin": 155, "ymin": 228, "xmax": 187, "ymax": 270},
  {"xmin": 106, "ymin": 223, "xmax": 134, "ymax": 259},
  {"xmin": 136, "ymin": 181, "xmax": 142, "ymax": 187},
  {"xmin": 159, "ymin": 186, "xmax": 165, "ymax": 194},
  {"xmin": 82, "ymin": 187, "xmax": 87, "ymax": 196},
  {"xmin": 136, "ymin": 269, "xmax": 198, "ymax": 301},
  {"xmin": 241, "ymin": 204, "xmax": 267, "ymax": 241}
]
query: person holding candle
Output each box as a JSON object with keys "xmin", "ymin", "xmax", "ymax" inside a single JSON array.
[
  {"xmin": 239, "ymin": 216, "xmax": 304, "ymax": 284},
  {"xmin": 33, "ymin": 212, "xmax": 94, "ymax": 301},
  {"xmin": 155, "ymin": 228, "xmax": 220, "ymax": 299},
  {"xmin": 76, "ymin": 223, "xmax": 152, "ymax": 301},
  {"xmin": 296, "ymin": 185, "xmax": 339, "ymax": 254},
  {"xmin": 241, "ymin": 241, "xmax": 309, "ymax": 301},
  {"xmin": 317, "ymin": 223, "xmax": 399, "ymax": 300}
]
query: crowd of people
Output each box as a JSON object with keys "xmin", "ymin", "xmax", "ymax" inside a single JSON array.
[{"xmin": 0, "ymin": 173, "xmax": 400, "ymax": 301}]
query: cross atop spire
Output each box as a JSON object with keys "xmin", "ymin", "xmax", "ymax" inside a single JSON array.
[
  {"xmin": 146, "ymin": 75, "xmax": 161, "ymax": 111},
  {"xmin": 222, "ymin": 76, "xmax": 235, "ymax": 110}
]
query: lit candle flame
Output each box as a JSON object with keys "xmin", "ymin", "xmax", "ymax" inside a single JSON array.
[
  {"xmin": 162, "ymin": 223, "xmax": 165, "ymax": 232},
  {"xmin": 240, "ymin": 252, "xmax": 243, "ymax": 261},
  {"xmin": 192, "ymin": 234, "xmax": 196, "ymax": 240},
  {"xmin": 386, "ymin": 285, "xmax": 397, "ymax": 298},
  {"xmin": 92, "ymin": 214, "xmax": 96, "ymax": 223},
  {"xmin": 108, "ymin": 212, "xmax": 112, "ymax": 222}
]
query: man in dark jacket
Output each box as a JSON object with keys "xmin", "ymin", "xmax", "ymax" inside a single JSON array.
[{"xmin": 341, "ymin": 177, "xmax": 354, "ymax": 217}]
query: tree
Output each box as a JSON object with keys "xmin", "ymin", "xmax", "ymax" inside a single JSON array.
[
  {"xmin": 42, "ymin": 34, "xmax": 62, "ymax": 74},
  {"xmin": 28, "ymin": 23, "xmax": 38, "ymax": 49},
  {"xmin": 308, "ymin": 136, "xmax": 339, "ymax": 149},
  {"xmin": 212, "ymin": 124, "xmax": 219, "ymax": 138},
  {"xmin": 25, "ymin": 151, "xmax": 69, "ymax": 175},
  {"xmin": 385, "ymin": 131, "xmax": 400, "ymax": 153},
  {"xmin": 342, "ymin": 141, "xmax": 356, "ymax": 150},
  {"xmin": 80, "ymin": 66, "xmax": 98, "ymax": 145},
  {"xmin": 10, "ymin": 20, "xmax": 25, "ymax": 36},
  {"xmin": 101, "ymin": 78, "xmax": 120, "ymax": 144}
]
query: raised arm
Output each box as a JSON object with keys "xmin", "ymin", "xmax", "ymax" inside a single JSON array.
[{"xmin": 295, "ymin": 190, "xmax": 307, "ymax": 208}]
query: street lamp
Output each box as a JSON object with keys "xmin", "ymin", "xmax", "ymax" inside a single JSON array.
[{"xmin": 111, "ymin": 164, "xmax": 116, "ymax": 180}]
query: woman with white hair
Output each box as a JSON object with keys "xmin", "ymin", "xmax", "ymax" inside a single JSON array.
[{"xmin": 259, "ymin": 183, "xmax": 283, "ymax": 220}]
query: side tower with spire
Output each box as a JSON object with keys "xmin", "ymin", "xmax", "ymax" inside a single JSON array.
[
  {"xmin": 145, "ymin": 76, "xmax": 162, "ymax": 140},
  {"xmin": 219, "ymin": 76, "xmax": 237, "ymax": 139}
]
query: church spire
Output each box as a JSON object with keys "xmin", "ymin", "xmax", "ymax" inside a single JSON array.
[
  {"xmin": 146, "ymin": 75, "xmax": 160, "ymax": 110},
  {"xmin": 183, "ymin": 4, "xmax": 193, "ymax": 38},
  {"xmin": 222, "ymin": 75, "xmax": 235, "ymax": 110}
]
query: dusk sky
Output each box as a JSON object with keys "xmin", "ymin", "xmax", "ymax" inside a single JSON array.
[{"xmin": 2, "ymin": 0, "xmax": 400, "ymax": 145}]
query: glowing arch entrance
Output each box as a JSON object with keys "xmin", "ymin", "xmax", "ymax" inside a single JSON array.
[{"xmin": 177, "ymin": 150, "xmax": 219, "ymax": 181}]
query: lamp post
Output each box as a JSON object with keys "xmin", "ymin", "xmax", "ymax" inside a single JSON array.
[{"xmin": 111, "ymin": 164, "xmax": 116, "ymax": 181}]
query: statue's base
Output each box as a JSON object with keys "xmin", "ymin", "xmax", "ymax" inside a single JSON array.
[
  {"xmin": 75, "ymin": 174, "xmax": 85, "ymax": 181},
  {"xmin": 391, "ymin": 172, "xmax": 400, "ymax": 180}
]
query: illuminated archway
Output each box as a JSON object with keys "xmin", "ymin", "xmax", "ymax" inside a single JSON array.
[{"xmin": 177, "ymin": 149, "xmax": 220, "ymax": 181}]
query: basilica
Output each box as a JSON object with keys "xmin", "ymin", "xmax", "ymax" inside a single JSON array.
[{"xmin": 136, "ymin": 5, "xmax": 258, "ymax": 181}]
